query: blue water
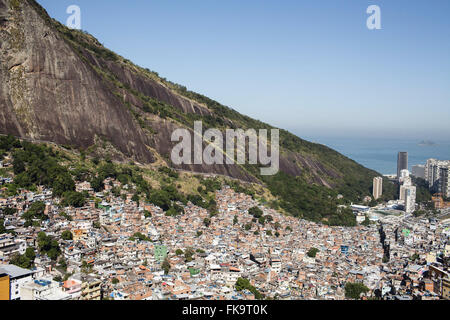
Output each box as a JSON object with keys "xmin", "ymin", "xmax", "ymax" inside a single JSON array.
[{"xmin": 301, "ymin": 136, "xmax": 450, "ymax": 175}]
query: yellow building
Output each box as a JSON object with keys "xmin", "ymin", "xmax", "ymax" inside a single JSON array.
[
  {"xmin": 0, "ymin": 273, "xmax": 10, "ymax": 300},
  {"xmin": 81, "ymin": 279, "xmax": 101, "ymax": 300}
]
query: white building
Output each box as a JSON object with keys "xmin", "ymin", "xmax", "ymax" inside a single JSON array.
[
  {"xmin": 373, "ymin": 177, "xmax": 383, "ymax": 200},
  {"xmin": 0, "ymin": 234, "xmax": 27, "ymax": 261},
  {"xmin": 0, "ymin": 264, "xmax": 36, "ymax": 300},
  {"xmin": 20, "ymin": 278, "xmax": 71, "ymax": 300},
  {"xmin": 439, "ymin": 167, "xmax": 450, "ymax": 198},
  {"xmin": 270, "ymin": 255, "xmax": 282, "ymax": 274},
  {"xmin": 356, "ymin": 212, "xmax": 367, "ymax": 224},
  {"xmin": 399, "ymin": 170, "xmax": 411, "ymax": 185},
  {"xmin": 404, "ymin": 186, "xmax": 417, "ymax": 214},
  {"xmin": 425, "ymin": 159, "xmax": 450, "ymax": 191},
  {"xmin": 399, "ymin": 171, "xmax": 413, "ymax": 202}
]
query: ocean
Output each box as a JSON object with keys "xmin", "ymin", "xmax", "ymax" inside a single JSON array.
[{"xmin": 300, "ymin": 136, "xmax": 450, "ymax": 175}]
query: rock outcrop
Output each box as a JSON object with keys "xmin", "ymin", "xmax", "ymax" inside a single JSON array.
[{"xmin": 0, "ymin": 0, "xmax": 381, "ymax": 193}]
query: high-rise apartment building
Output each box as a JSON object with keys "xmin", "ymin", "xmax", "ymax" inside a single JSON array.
[
  {"xmin": 425, "ymin": 159, "xmax": 435, "ymax": 186},
  {"xmin": 373, "ymin": 177, "xmax": 383, "ymax": 200},
  {"xmin": 411, "ymin": 165, "xmax": 425, "ymax": 180},
  {"xmin": 440, "ymin": 167, "xmax": 450, "ymax": 198},
  {"xmin": 404, "ymin": 185, "xmax": 417, "ymax": 214},
  {"xmin": 425, "ymin": 159, "xmax": 450, "ymax": 192},
  {"xmin": 399, "ymin": 184, "xmax": 407, "ymax": 201},
  {"xmin": 399, "ymin": 169, "xmax": 410, "ymax": 185},
  {"xmin": 397, "ymin": 152, "xmax": 408, "ymax": 179}
]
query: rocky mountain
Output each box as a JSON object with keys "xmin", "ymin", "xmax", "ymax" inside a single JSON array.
[{"xmin": 0, "ymin": 0, "xmax": 396, "ymax": 224}]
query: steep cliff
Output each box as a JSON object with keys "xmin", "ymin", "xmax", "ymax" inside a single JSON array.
[{"xmin": 0, "ymin": 0, "xmax": 396, "ymax": 223}]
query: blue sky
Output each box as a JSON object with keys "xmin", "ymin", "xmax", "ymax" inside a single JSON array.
[{"xmin": 37, "ymin": 0, "xmax": 450, "ymax": 140}]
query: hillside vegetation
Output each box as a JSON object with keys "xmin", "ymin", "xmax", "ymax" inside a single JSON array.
[{"xmin": 0, "ymin": 0, "xmax": 401, "ymax": 225}]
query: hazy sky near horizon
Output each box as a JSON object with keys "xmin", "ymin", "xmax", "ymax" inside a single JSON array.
[{"xmin": 37, "ymin": 0, "xmax": 450, "ymax": 140}]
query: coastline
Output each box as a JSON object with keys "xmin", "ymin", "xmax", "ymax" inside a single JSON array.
[{"xmin": 300, "ymin": 136, "xmax": 450, "ymax": 175}]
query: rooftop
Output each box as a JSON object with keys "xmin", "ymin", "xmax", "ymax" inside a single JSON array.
[{"xmin": 0, "ymin": 264, "xmax": 34, "ymax": 279}]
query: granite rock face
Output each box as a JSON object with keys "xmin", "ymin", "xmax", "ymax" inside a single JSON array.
[
  {"xmin": 0, "ymin": 0, "xmax": 368, "ymax": 187},
  {"xmin": 0, "ymin": 0, "xmax": 153, "ymax": 162}
]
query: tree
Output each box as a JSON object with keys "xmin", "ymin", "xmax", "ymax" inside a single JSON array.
[
  {"xmin": 165, "ymin": 207, "xmax": 179, "ymax": 217},
  {"xmin": 359, "ymin": 215, "xmax": 369, "ymax": 225},
  {"xmin": 117, "ymin": 174, "xmax": 129, "ymax": 185},
  {"xmin": 248, "ymin": 207, "xmax": 263, "ymax": 218},
  {"xmin": 233, "ymin": 215, "xmax": 238, "ymax": 225},
  {"xmin": 25, "ymin": 247, "xmax": 36, "ymax": 261},
  {"xmin": 2, "ymin": 207, "xmax": 17, "ymax": 215},
  {"xmin": 187, "ymin": 194, "xmax": 204, "ymax": 207},
  {"xmin": 235, "ymin": 277, "xmax": 263, "ymax": 299},
  {"xmin": 10, "ymin": 253, "xmax": 32, "ymax": 269},
  {"xmin": 413, "ymin": 210, "xmax": 426, "ymax": 217},
  {"xmin": 162, "ymin": 258, "xmax": 171, "ymax": 274},
  {"xmin": 184, "ymin": 248, "xmax": 195, "ymax": 262},
  {"xmin": 410, "ymin": 253, "xmax": 420, "ymax": 261},
  {"xmin": 131, "ymin": 193, "xmax": 140, "ymax": 206},
  {"xmin": 345, "ymin": 282, "xmax": 370, "ymax": 300},
  {"xmin": 13, "ymin": 157, "xmax": 25, "ymax": 175},
  {"xmin": 91, "ymin": 176, "xmax": 105, "ymax": 192},
  {"xmin": 98, "ymin": 162, "xmax": 117, "ymax": 180},
  {"xmin": 149, "ymin": 190, "xmax": 171, "ymax": 211},
  {"xmin": 59, "ymin": 211, "xmax": 72, "ymax": 221},
  {"xmin": 81, "ymin": 260, "xmax": 93, "ymax": 274},
  {"xmin": 58, "ymin": 257, "xmax": 67, "ymax": 272},
  {"xmin": 143, "ymin": 210, "xmax": 151, "ymax": 218},
  {"xmin": 258, "ymin": 216, "xmax": 266, "ymax": 225},
  {"xmin": 203, "ymin": 217, "xmax": 211, "ymax": 227},
  {"xmin": 23, "ymin": 201, "xmax": 46, "ymax": 222},
  {"xmin": 61, "ymin": 230, "xmax": 73, "ymax": 241},
  {"xmin": 52, "ymin": 173, "xmax": 75, "ymax": 197},
  {"xmin": 61, "ymin": 191, "xmax": 86, "ymax": 208},
  {"xmin": 37, "ymin": 232, "xmax": 61, "ymax": 261},
  {"xmin": 0, "ymin": 219, "xmax": 8, "ymax": 234},
  {"xmin": 307, "ymin": 247, "xmax": 319, "ymax": 258},
  {"xmin": 47, "ymin": 240, "xmax": 61, "ymax": 261},
  {"xmin": 131, "ymin": 232, "xmax": 151, "ymax": 242},
  {"xmin": 175, "ymin": 249, "xmax": 184, "ymax": 256},
  {"xmin": 112, "ymin": 278, "xmax": 119, "ymax": 285}
]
